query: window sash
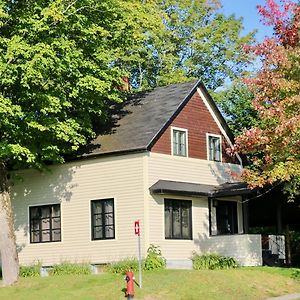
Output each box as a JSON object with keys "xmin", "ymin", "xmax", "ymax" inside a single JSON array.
[
  {"xmin": 173, "ymin": 129, "xmax": 187, "ymax": 156},
  {"xmin": 165, "ymin": 199, "xmax": 192, "ymax": 240},
  {"xmin": 30, "ymin": 204, "xmax": 61, "ymax": 243},
  {"xmin": 209, "ymin": 136, "xmax": 221, "ymax": 161},
  {"xmin": 91, "ymin": 199, "xmax": 115, "ymax": 240}
]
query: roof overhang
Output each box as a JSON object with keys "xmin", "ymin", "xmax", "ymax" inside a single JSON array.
[{"xmin": 149, "ymin": 180, "xmax": 253, "ymax": 198}]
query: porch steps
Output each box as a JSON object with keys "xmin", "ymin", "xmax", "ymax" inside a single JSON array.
[{"xmin": 166, "ymin": 259, "xmax": 193, "ymax": 270}]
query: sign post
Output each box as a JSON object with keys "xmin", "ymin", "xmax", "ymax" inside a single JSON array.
[{"xmin": 134, "ymin": 220, "xmax": 142, "ymax": 288}]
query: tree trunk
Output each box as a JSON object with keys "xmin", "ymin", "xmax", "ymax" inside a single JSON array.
[{"xmin": 0, "ymin": 162, "xmax": 19, "ymax": 286}]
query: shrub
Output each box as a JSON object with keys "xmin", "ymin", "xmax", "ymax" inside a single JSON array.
[
  {"xmin": 49, "ymin": 262, "xmax": 91, "ymax": 276},
  {"xmin": 20, "ymin": 264, "xmax": 41, "ymax": 278},
  {"xmin": 105, "ymin": 259, "xmax": 139, "ymax": 275},
  {"xmin": 192, "ymin": 253, "xmax": 239, "ymax": 270},
  {"xmin": 144, "ymin": 244, "xmax": 166, "ymax": 271},
  {"xmin": 291, "ymin": 269, "xmax": 300, "ymax": 280}
]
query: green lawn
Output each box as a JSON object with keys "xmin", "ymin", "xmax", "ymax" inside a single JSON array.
[{"xmin": 0, "ymin": 267, "xmax": 300, "ymax": 300}]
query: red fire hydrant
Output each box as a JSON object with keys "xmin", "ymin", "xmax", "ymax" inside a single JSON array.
[{"xmin": 125, "ymin": 270, "xmax": 135, "ymax": 299}]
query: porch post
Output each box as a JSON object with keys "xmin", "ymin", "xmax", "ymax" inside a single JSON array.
[{"xmin": 243, "ymin": 198, "xmax": 249, "ymax": 234}]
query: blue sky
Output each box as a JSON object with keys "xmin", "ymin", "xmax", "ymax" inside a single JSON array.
[{"xmin": 220, "ymin": 0, "xmax": 274, "ymax": 41}]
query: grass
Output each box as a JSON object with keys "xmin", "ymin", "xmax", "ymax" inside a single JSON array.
[{"xmin": 0, "ymin": 267, "xmax": 300, "ymax": 299}]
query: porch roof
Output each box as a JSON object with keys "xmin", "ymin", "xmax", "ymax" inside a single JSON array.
[{"xmin": 149, "ymin": 180, "xmax": 252, "ymax": 198}]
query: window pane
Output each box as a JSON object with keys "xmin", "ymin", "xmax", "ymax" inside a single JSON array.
[
  {"xmin": 105, "ymin": 226, "xmax": 114, "ymax": 238},
  {"xmin": 105, "ymin": 213, "xmax": 113, "ymax": 225},
  {"xmin": 31, "ymin": 231, "xmax": 40, "ymax": 243},
  {"xmin": 93, "ymin": 202, "xmax": 102, "ymax": 214},
  {"xmin": 181, "ymin": 206, "xmax": 191, "ymax": 239},
  {"xmin": 30, "ymin": 207, "xmax": 39, "ymax": 219},
  {"xmin": 104, "ymin": 200, "xmax": 113, "ymax": 213},
  {"xmin": 180, "ymin": 132, "xmax": 186, "ymax": 156},
  {"xmin": 165, "ymin": 205, "xmax": 171, "ymax": 238},
  {"xmin": 42, "ymin": 230, "xmax": 50, "ymax": 242},
  {"xmin": 41, "ymin": 207, "xmax": 50, "ymax": 218},
  {"xmin": 173, "ymin": 130, "xmax": 179, "ymax": 155},
  {"xmin": 94, "ymin": 214, "xmax": 102, "ymax": 226},
  {"xmin": 52, "ymin": 230, "xmax": 61, "ymax": 241},
  {"xmin": 41, "ymin": 218, "xmax": 50, "ymax": 230},
  {"xmin": 215, "ymin": 140, "xmax": 221, "ymax": 161},
  {"xmin": 52, "ymin": 205, "xmax": 60, "ymax": 217},
  {"xmin": 172, "ymin": 206, "xmax": 181, "ymax": 238},
  {"xmin": 94, "ymin": 227, "xmax": 103, "ymax": 239},
  {"xmin": 52, "ymin": 217, "xmax": 60, "ymax": 229},
  {"xmin": 31, "ymin": 219, "xmax": 40, "ymax": 231}
]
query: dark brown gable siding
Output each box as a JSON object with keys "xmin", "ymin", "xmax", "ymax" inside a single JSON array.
[{"xmin": 150, "ymin": 91, "xmax": 235, "ymax": 163}]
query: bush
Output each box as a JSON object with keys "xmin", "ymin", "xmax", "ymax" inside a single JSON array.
[
  {"xmin": 105, "ymin": 259, "xmax": 139, "ymax": 275},
  {"xmin": 20, "ymin": 264, "xmax": 41, "ymax": 278},
  {"xmin": 49, "ymin": 262, "xmax": 91, "ymax": 276},
  {"xmin": 144, "ymin": 244, "xmax": 166, "ymax": 271},
  {"xmin": 291, "ymin": 269, "xmax": 300, "ymax": 280},
  {"xmin": 192, "ymin": 253, "xmax": 239, "ymax": 270}
]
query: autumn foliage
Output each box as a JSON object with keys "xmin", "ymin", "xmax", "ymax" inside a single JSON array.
[{"xmin": 235, "ymin": 0, "xmax": 300, "ymax": 197}]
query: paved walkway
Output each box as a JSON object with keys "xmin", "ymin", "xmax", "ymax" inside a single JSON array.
[{"xmin": 266, "ymin": 293, "xmax": 300, "ymax": 300}]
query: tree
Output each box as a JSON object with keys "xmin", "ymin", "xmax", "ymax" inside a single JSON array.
[
  {"xmin": 0, "ymin": 0, "xmax": 254, "ymax": 285},
  {"xmin": 234, "ymin": 0, "xmax": 300, "ymax": 198},
  {"xmin": 125, "ymin": 0, "xmax": 255, "ymax": 91},
  {"xmin": 0, "ymin": 0, "xmax": 161, "ymax": 285},
  {"xmin": 213, "ymin": 83, "xmax": 258, "ymax": 135}
]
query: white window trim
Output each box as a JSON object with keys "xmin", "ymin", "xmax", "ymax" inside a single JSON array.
[
  {"xmin": 27, "ymin": 202, "xmax": 63, "ymax": 244},
  {"xmin": 171, "ymin": 126, "xmax": 188, "ymax": 157},
  {"xmin": 206, "ymin": 133, "xmax": 222, "ymax": 162}
]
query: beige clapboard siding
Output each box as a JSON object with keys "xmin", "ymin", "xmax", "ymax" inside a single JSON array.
[
  {"xmin": 147, "ymin": 152, "xmax": 242, "ymax": 187},
  {"xmin": 146, "ymin": 153, "xmax": 247, "ymax": 262},
  {"xmin": 12, "ymin": 153, "xmax": 146, "ymax": 266}
]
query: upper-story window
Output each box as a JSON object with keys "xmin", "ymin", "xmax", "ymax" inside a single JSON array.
[
  {"xmin": 207, "ymin": 134, "xmax": 221, "ymax": 162},
  {"xmin": 172, "ymin": 127, "xmax": 188, "ymax": 157}
]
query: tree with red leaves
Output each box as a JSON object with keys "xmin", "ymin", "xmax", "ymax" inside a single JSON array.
[{"xmin": 235, "ymin": 0, "xmax": 300, "ymax": 198}]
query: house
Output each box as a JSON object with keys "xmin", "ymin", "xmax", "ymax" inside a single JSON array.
[{"xmin": 12, "ymin": 80, "xmax": 263, "ymax": 268}]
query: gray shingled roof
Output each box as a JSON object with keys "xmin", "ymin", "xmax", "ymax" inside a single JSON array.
[{"xmin": 82, "ymin": 79, "xmax": 233, "ymax": 157}]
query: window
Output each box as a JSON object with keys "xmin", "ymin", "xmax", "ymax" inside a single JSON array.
[
  {"xmin": 91, "ymin": 199, "xmax": 115, "ymax": 240},
  {"xmin": 165, "ymin": 199, "xmax": 192, "ymax": 239},
  {"xmin": 215, "ymin": 200, "xmax": 238, "ymax": 235},
  {"xmin": 172, "ymin": 128, "xmax": 187, "ymax": 157},
  {"xmin": 208, "ymin": 135, "xmax": 221, "ymax": 161},
  {"xmin": 30, "ymin": 204, "xmax": 61, "ymax": 243}
]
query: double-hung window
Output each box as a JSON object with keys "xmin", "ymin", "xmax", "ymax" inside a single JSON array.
[
  {"xmin": 208, "ymin": 134, "xmax": 221, "ymax": 162},
  {"xmin": 91, "ymin": 198, "xmax": 115, "ymax": 240},
  {"xmin": 29, "ymin": 204, "xmax": 61, "ymax": 243},
  {"xmin": 172, "ymin": 128, "xmax": 188, "ymax": 157},
  {"xmin": 165, "ymin": 199, "xmax": 192, "ymax": 239}
]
